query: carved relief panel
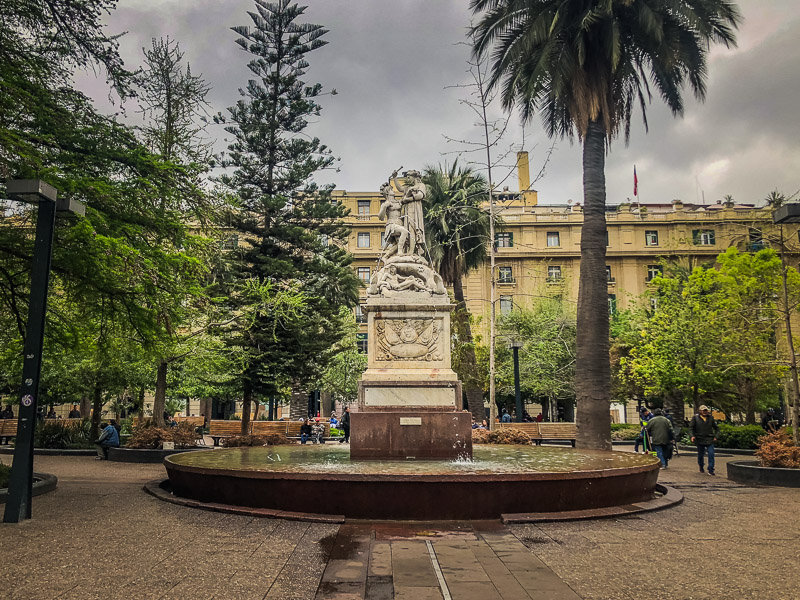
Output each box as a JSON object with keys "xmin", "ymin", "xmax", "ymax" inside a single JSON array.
[{"xmin": 375, "ymin": 318, "xmax": 443, "ymax": 362}]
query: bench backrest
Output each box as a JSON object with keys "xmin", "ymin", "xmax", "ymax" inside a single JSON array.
[
  {"xmin": 251, "ymin": 421, "xmax": 288, "ymax": 435},
  {"xmin": 0, "ymin": 419, "xmax": 17, "ymax": 436},
  {"xmin": 286, "ymin": 421, "xmax": 331, "ymax": 436},
  {"xmin": 538, "ymin": 423, "xmax": 578, "ymax": 439},
  {"xmin": 209, "ymin": 420, "xmax": 249, "ymax": 436},
  {"xmin": 175, "ymin": 416, "xmax": 205, "ymax": 427},
  {"xmin": 497, "ymin": 422, "xmax": 541, "ymax": 438}
]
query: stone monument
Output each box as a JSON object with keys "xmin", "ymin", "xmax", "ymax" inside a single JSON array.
[{"xmin": 350, "ymin": 169, "xmax": 473, "ymax": 460}]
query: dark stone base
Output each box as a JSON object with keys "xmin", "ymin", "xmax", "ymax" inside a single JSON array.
[
  {"xmin": 108, "ymin": 446, "xmax": 210, "ymax": 463},
  {"xmin": 727, "ymin": 460, "xmax": 800, "ymax": 487},
  {"xmin": 0, "ymin": 473, "xmax": 58, "ymax": 503},
  {"xmin": 350, "ymin": 411, "xmax": 472, "ymax": 460}
]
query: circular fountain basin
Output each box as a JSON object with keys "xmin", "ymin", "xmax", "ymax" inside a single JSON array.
[{"xmin": 164, "ymin": 445, "xmax": 660, "ymax": 520}]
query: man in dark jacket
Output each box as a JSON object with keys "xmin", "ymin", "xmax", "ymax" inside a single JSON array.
[
  {"xmin": 690, "ymin": 405, "xmax": 719, "ymax": 475},
  {"xmin": 646, "ymin": 409, "xmax": 674, "ymax": 468},
  {"xmin": 339, "ymin": 407, "xmax": 351, "ymax": 444}
]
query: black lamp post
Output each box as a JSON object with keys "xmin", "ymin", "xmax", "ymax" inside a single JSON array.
[
  {"xmin": 509, "ymin": 339, "xmax": 524, "ymax": 423},
  {"xmin": 3, "ymin": 180, "xmax": 83, "ymax": 523}
]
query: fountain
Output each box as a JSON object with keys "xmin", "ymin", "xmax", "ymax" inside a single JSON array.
[{"xmin": 159, "ymin": 169, "xmax": 666, "ymax": 521}]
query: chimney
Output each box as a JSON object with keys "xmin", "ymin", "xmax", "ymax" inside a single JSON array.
[{"xmin": 516, "ymin": 151, "xmax": 531, "ymax": 193}]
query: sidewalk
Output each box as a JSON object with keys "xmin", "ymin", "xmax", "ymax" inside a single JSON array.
[{"xmin": 0, "ymin": 450, "xmax": 798, "ymax": 599}]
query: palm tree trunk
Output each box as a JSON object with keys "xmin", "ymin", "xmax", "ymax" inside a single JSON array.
[
  {"xmin": 290, "ymin": 386, "xmax": 306, "ymax": 420},
  {"xmin": 452, "ymin": 276, "xmax": 486, "ymax": 422},
  {"xmin": 663, "ymin": 391, "xmax": 685, "ymax": 433},
  {"xmin": 575, "ymin": 118, "xmax": 612, "ymax": 450}
]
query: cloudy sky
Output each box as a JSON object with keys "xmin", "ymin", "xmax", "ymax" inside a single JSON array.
[{"xmin": 81, "ymin": 0, "xmax": 800, "ymax": 206}]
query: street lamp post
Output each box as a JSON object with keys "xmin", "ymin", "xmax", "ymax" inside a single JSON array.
[
  {"xmin": 3, "ymin": 180, "xmax": 83, "ymax": 523},
  {"xmin": 509, "ymin": 340, "xmax": 524, "ymax": 423}
]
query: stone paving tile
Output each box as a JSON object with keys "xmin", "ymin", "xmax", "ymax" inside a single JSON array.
[{"xmin": 390, "ymin": 540, "xmax": 440, "ymax": 589}]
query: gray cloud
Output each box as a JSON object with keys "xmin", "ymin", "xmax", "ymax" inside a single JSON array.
[{"xmin": 79, "ymin": 0, "xmax": 800, "ymax": 205}]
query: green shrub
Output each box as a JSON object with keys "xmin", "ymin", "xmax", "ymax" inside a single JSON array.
[
  {"xmin": 611, "ymin": 423, "xmax": 640, "ymax": 441},
  {"xmin": 33, "ymin": 419, "xmax": 93, "ymax": 449},
  {"xmin": 330, "ymin": 428, "xmax": 343, "ymax": 436},
  {"xmin": 682, "ymin": 423, "xmax": 765, "ymax": 449},
  {"xmin": 0, "ymin": 463, "xmax": 10, "ymax": 488}
]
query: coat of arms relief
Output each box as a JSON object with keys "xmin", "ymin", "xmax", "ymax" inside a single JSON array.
[{"xmin": 375, "ymin": 318, "xmax": 442, "ymax": 361}]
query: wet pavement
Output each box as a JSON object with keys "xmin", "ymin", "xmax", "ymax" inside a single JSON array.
[{"xmin": 0, "ymin": 448, "xmax": 798, "ymax": 599}]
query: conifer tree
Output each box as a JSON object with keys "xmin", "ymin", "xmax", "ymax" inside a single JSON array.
[{"xmin": 217, "ymin": 0, "xmax": 359, "ymax": 432}]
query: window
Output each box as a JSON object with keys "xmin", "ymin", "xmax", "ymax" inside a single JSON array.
[
  {"xmin": 645, "ymin": 230, "xmax": 659, "ymax": 246},
  {"xmin": 606, "ymin": 230, "xmax": 610, "ymax": 247},
  {"xmin": 220, "ymin": 234, "xmax": 238, "ymax": 250},
  {"xmin": 356, "ymin": 333, "xmax": 368, "ymax": 354},
  {"xmin": 500, "ymin": 295, "xmax": 513, "ymax": 314},
  {"xmin": 748, "ymin": 228, "xmax": 765, "ymax": 251},
  {"xmin": 495, "ymin": 232, "xmax": 513, "ymax": 248},
  {"xmin": 692, "ymin": 229, "xmax": 715, "ymax": 246},
  {"xmin": 358, "ymin": 200, "xmax": 371, "ymax": 215},
  {"xmin": 646, "ymin": 265, "xmax": 663, "ymax": 282},
  {"xmin": 355, "ymin": 305, "xmax": 366, "ymax": 323},
  {"xmin": 606, "ymin": 266, "xmax": 614, "ymax": 282},
  {"xmin": 546, "ymin": 231, "xmax": 560, "ymax": 247},
  {"xmin": 608, "ymin": 294, "xmax": 617, "ymax": 315},
  {"xmin": 498, "ymin": 266, "xmax": 513, "ymax": 283},
  {"xmin": 357, "ymin": 232, "xmax": 370, "ymax": 248},
  {"xmin": 547, "ymin": 265, "xmax": 562, "ymax": 281},
  {"xmin": 357, "ymin": 267, "xmax": 370, "ymax": 282}
]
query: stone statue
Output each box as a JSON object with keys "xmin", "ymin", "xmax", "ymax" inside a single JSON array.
[
  {"xmin": 378, "ymin": 182, "xmax": 410, "ymax": 258},
  {"xmin": 391, "ymin": 169, "xmax": 426, "ymax": 254},
  {"xmin": 368, "ymin": 168, "xmax": 446, "ymax": 299}
]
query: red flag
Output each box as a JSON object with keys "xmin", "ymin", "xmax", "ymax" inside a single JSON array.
[{"xmin": 633, "ymin": 165, "xmax": 638, "ymax": 197}]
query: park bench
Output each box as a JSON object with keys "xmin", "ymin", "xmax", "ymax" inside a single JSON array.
[
  {"xmin": 286, "ymin": 421, "xmax": 331, "ymax": 440},
  {"xmin": 174, "ymin": 416, "xmax": 205, "ymax": 427},
  {"xmin": 497, "ymin": 422, "xmax": 541, "ymax": 440},
  {"xmin": 251, "ymin": 421, "xmax": 289, "ymax": 436},
  {"xmin": 208, "ymin": 420, "xmax": 249, "ymax": 446},
  {"xmin": 538, "ymin": 423, "xmax": 578, "ymax": 447},
  {"xmin": 0, "ymin": 419, "xmax": 18, "ymax": 444}
]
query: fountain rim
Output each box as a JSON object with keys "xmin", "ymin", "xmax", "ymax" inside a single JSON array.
[{"xmin": 163, "ymin": 446, "xmax": 659, "ymax": 483}]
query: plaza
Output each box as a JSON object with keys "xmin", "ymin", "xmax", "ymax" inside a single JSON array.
[{"xmin": 1, "ymin": 449, "xmax": 796, "ymax": 600}]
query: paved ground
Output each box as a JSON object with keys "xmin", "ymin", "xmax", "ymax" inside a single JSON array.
[{"xmin": 0, "ymin": 448, "xmax": 798, "ymax": 599}]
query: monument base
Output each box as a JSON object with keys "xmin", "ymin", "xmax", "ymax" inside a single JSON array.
[{"xmin": 350, "ymin": 411, "xmax": 472, "ymax": 460}]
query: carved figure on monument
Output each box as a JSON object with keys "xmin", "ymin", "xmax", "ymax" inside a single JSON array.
[
  {"xmin": 367, "ymin": 168, "xmax": 447, "ymax": 299},
  {"xmin": 391, "ymin": 169, "xmax": 426, "ymax": 254},
  {"xmin": 378, "ymin": 182, "xmax": 410, "ymax": 259},
  {"xmin": 376, "ymin": 318, "xmax": 442, "ymax": 361}
]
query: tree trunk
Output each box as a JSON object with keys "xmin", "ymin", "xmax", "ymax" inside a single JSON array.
[
  {"xmin": 692, "ymin": 384, "xmax": 700, "ymax": 414},
  {"xmin": 452, "ymin": 276, "xmax": 486, "ymax": 422},
  {"xmin": 663, "ymin": 391, "xmax": 685, "ymax": 432},
  {"xmin": 575, "ymin": 119, "xmax": 612, "ymax": 450},
  {"xmin": 320, "ymin": 391, "xmax": 332, "ymax": 418},
  {"xmin": 138, "ymin": 385, "xmax": 145, "ymax": 422},
  {"xmin": 90, "ymin": 383, "xmax": 103, "ymax": 440},
  {"xmin": 241, "ymin": 380, "xmax": 253, "ymax": 435},
  {"xmin": 152, "ymin": 360, "xmax": 168, "ymax": 428},
  {"xmin": 79, "ymin": 394, "xmax": 91, "ymax": 420},
  {"xmin": 290, "ymin": 386, "xmax": 307, "ymax": 420}
]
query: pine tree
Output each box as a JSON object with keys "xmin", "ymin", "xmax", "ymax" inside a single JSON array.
[{"xmin": 217, "ymin": 0, "xmax": 360, "ymax": 432}]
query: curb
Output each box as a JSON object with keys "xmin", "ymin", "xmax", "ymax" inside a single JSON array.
[
  {"xmin": 0, "ymin": 447, "xmax": 95, "ymax": 456},
  {"xmin": 726, "ymin": 460, "xmax": 800, "ymax": 487},
  {"xmin": 143, "ymin": 479, "xmax": 345, "ymax": 523},
  {"xmin": 0, "ymin": 472, "xmax": 58, "ymax": 503},
  {"xmin": 501, "ymin": 484, "xmax": 683, "ymax": 523}
]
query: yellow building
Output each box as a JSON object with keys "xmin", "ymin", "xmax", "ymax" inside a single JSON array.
[{"xmin": 340, "ymin": 157, "xmax": 800, "ymax": 423}]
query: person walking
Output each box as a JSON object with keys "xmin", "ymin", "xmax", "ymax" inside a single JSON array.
[
  {"xmin": 646, "ymin": 409, "xmax": 674, "ymax": 468},
  {"xmin": 690, "ymin": 405, "xmax": 719, "ymax": 475},
  {"xmin": 340, "ymin": 407, "xmax": 351, "ymax": 444}
]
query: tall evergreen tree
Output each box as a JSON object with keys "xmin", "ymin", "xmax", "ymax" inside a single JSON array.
[{"xmin": 217, "ymin": 0, "xmax": 359, "ymax": 433}]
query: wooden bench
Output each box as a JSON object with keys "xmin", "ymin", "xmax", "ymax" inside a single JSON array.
[
  {"xmin": 538, "ymin": 423, "xmax": 578, "ymax": 447},
  {"xmin": 251, "ymin": 421, "xmax": 289, "ymax": 436},
  {"xmin": 0, "ymin": 419, "xmax": 18, "ymax": 444},
  {"xmin": 175, "ymin": 416, "xmax": 205, "ymax": 427},
  {"xmin": 209, "ymin": 420, "xmax": 249, "ymax": 446},
  {"xmin": 497, "ymin": 422, "xmax": 541, "ymax": 439}
]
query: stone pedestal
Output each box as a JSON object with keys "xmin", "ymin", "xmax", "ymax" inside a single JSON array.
[{"xmin": 351, "ymin": 296, "xmax": 472, "ymax": 460}]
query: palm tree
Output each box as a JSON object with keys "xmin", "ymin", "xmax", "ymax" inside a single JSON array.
[
  {"xmin": 423, "ymin": 161, "xmax": 492, "ymax": 421},
  {"xmin": 471, "ymin": 0, "xmax": 740, "ymax": 449}
]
